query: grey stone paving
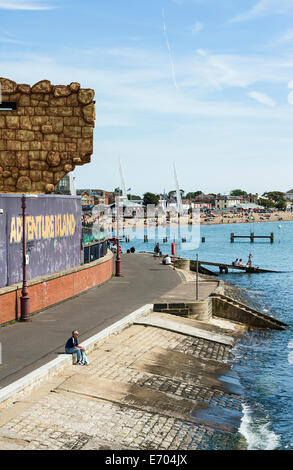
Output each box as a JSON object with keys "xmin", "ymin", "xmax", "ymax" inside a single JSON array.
[{"xmin": 0, "ymin": 317, "xmax": 247, "ymax": 450}]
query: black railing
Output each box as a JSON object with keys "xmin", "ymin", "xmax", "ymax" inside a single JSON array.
[{"xmin": 82, "ymin": 238, "xmax": 108, "ymax": 264}]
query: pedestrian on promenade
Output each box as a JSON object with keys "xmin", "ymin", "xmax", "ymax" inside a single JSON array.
[
  {"xmin": 163, "ymin": 254, "xmax": 172, "ymax": 265},
  {"xmin": 65, "ymin": 330, "xmax": 88, "ymax": 365},
  {"xmin": 154, "ymin": 242, "xmax": 160, "ymax": 257}
]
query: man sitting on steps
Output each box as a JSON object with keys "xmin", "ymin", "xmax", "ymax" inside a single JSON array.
[{"xmin": 65, "ymin": 330, "xmax": 88, "ymax": 365}]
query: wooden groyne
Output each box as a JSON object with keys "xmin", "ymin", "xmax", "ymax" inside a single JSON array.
[
  {"xmin": 231, "ymin": 232, "xmax": 274, "ymax": 243},
  {"xmin": 196, "ymin": 260, "xmax": 279, "ymax": 274}
]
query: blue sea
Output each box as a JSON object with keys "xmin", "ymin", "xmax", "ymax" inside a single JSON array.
[{"xmin": 117, "ymin": 220, "xmax": 293, "ymax": 450}]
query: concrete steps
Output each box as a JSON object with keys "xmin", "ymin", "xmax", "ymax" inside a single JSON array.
[
  {"xmin": 210, "ymin": 293, "xmax": 287, "ymax": 330},
  {"xmin": 153, "ymin": 300, "xmax": 212, "ymax": 321},
  {"xmin": 153, "ymin": 293, "xmax": 287, "ymax": 331}
]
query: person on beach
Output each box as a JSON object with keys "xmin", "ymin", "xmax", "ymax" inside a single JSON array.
[{"xmin": 65, "ymin": 330, "xmax": 89, "ymax": 365}]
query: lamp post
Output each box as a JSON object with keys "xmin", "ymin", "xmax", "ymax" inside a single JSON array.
[
  {"xmin": 115, "ymin": 196, "xmax": 122, "ymax": 276},
  {"xmin": 196, "ymin": 253, "xmax": 199, "ymax": 301},
  {"xmin": 20, "ymin": 194, "xmax": 30, "ymax": 321}
]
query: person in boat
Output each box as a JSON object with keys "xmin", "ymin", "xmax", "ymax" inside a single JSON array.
[
  {"xmin": 247, "ymin": 253, "xmax": 253, "ymax": 267},
  {"xmin": 232, "ymin": 258, "xmax": 239, "ymax": 266}
]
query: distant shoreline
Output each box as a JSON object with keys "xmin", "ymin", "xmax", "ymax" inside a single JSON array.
[
  {"xmin": 118, "ymin": 210, "xmax": 293, "ymax": 230},
  {"xmin": 200, "ymin": 210, "xmax": 293, "ymax": 226}
]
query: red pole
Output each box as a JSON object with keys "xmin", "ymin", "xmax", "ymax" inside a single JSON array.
[
  {"xmin": 20, "ymin": 194, "xmax": 30, "ymax": 321},
  {"xmin": 115, "ymin": 196, "xmax": 122, "ymax": 276}
]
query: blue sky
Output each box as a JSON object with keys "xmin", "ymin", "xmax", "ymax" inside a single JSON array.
[{"xmin": 2, "ymin": 0, "xmax": 293, "ymax": 196}]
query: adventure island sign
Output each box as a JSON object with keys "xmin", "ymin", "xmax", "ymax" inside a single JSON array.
[
  {"xmin": 0, "ymin": 194, "xmax": 81, "ymax": 287},
  {"xmin": 9, "ymin": 213, "xmax": 76, "ymax": 243}
]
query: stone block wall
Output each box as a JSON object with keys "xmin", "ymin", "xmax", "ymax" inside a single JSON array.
[{"xmin": 0, "ymin": 77, "xmax": 95, "ymax": 193}]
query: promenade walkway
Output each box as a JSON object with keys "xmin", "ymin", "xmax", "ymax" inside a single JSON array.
[{"xmin": 0, "ymin": 253, "xmax": 181, "ymax": 389}]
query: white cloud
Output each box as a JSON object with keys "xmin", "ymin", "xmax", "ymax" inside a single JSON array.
[
  {"xmin": 196, "ymin": 49, "xmax": 208, "ymax": 56},
  {"xmin": 247, "ymin": 91, "xmax": 276, "ymax": 107},
  {"xmin": 0, "ymin": 0, "xmax": 55, "ymax": 10},
  {"xmin": 1, "ymin": 48, "xmax": 290, "ymax": 123},
  {"xmin": 192, "ymin": 21, "xmax": 203, "ymax": 34},
  {"xmin": 230, "ymin": 0, "xmax": 293, "ymax": 23},
  {"xmin": 183, "ymin": 51, "xmax": 292, "ymax": 91},
  {"xmin": 0, "ymin": 37, "xmax": 23, "ymax": 44},
  {"xmin": 273, "ymin": 29, "xmax": 293, "ymax": 45}
]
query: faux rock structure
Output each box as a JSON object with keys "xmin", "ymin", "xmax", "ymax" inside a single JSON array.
[{"xmin": 0, "ymin": 77, "xmax": 95, "ymax": 193}]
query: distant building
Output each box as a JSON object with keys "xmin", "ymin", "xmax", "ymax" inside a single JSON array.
[
  {"xmin": 285, "ymin": 189, "xmax": 293, "ymax": 201},
  {"xmin": 214, "ymin": 195, "xmax": 244, "ymax": 210},
  {"xmin": 78, "ymin": 191, "xmax": 95, "ymax": 211},
  {"xmin": 76, "ymin": 189, "xmax": 116, "ymax": 205},
  {"xmin": 54, "ymin": 174, "xmax": 76, "ymax": 196},
  {"xmin": 184, "ymin": 194, "xmax": 214, "ymax": 210}
]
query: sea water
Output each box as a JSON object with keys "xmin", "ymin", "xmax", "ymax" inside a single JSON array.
[{"xmin": 119, "ymin": 220, "xmax": 293, "ymax": 450}]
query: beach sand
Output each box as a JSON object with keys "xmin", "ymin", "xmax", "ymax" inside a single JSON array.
[
  {"xmin": 118, "ymin": 210, "xmax": 293, "ymax": 229},
  {"xmin": 83, "ymin": 210, "xmax": 293, "ymax": 233}
]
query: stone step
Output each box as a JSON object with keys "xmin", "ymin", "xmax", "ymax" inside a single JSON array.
[
  {"xmin": 156, "ymin": 309, "xmax": 190, "ymax": 316},
  {"xmin": 211, "ymin": 295, "xmax": 286, "ymax": 330}
]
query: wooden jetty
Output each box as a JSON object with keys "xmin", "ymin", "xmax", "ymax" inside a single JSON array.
[
  {"xmin": 231, "ymin": 232, "xmax": 274, "ymax": 243},
  {"xmin": 197, "ymin": 260, "xmax": 279, "ymax": 274}
]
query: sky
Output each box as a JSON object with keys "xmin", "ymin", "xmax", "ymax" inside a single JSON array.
[{"xmin": 1, "ymin": 0, "xmax": 293, "ymax": 196}]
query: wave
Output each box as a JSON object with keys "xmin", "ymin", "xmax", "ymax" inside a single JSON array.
[{"xmin": 239, "ymin": 404, "xmax": 281, "ymax": 450}]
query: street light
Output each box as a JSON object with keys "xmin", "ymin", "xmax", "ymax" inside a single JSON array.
[
  {"xmin": 196, "ymin": 253, "xmax": 199, "ymax": 301},
  {"xmin": 115, "ymin": 195, "xmax": 122, "ymax": 277},
  {"xmin": 20, "ymin": 193, "xmax": 37, "ymax": 322}
]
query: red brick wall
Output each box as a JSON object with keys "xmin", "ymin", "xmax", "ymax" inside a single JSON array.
[{"xmin": 0, "ymin": 256, "xmax": 113, "ymax": 325}]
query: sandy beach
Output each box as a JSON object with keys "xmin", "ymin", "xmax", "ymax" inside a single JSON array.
[
  {"xmin": 83, "ymin": 210, "xmax": 293, "ymax": 233},
  {"xmin": 199, "ymin": 210, "xmax": 293, "ymax": 226},
  {"xmin": 121, "ymin": 210, "xmax": 293, "ymax": 230}
]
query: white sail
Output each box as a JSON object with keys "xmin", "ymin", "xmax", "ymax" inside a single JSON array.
[
  {"xmin": 173, "ymin": 162, "xmax": 182, "ymax": 214},
  {"xmin": 119, "ymin": 158, "xmax": 128, "ymax": 204}
]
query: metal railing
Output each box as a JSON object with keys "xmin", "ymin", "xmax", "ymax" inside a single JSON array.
[{"xmin": 81, "ymin": 238, "xmax": 108, "ymax": 264}]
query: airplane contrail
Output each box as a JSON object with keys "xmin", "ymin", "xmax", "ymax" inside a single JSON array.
[{"xmin": 162, "ymin": 8, "xmax": 180, "ymax": 92}]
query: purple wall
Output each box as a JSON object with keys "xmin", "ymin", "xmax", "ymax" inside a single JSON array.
[{"xmin": 0, "ymin": 194, "xmax": 81, "ymax": 288}]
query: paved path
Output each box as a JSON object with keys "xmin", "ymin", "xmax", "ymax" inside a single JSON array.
[
  {"xmin": 0, "ymin": 253, "xmax": 181, "ymax": 388},
  {"xmin": 154, "ymin": 279, "xmax": 219, "ymax": 303},
  {"xmin": 0, "ymin": 313, "xmax": 245, "ymax": 450}
]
